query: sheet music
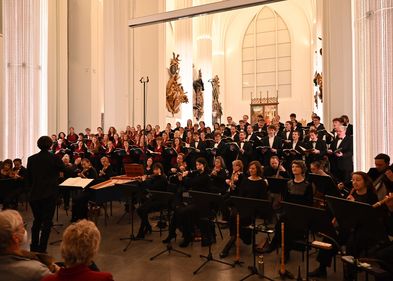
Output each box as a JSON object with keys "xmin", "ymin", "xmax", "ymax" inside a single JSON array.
[{"xmin": 59, "ymin": 177, "xmax": 94, "ymax": 188}]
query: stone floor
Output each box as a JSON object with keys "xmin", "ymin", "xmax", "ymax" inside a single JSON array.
[{"xmin": 17, "ymin": 202, "xmax": 372, "ymax": 281}]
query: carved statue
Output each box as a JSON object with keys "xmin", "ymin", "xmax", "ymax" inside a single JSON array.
[
  {"xmin": 193, "ymin": 68, "xmax": 204, "ymax": 121},
  {"xmin": 313, "ymin": 71, "xmax": 323, "ymax": 107},
  {"xmin": 210, "ymin": 75, "xmax": 223, "ymax": 124},
  {"xmin": 166, "ymin": 53, "xmax": 189, "ymax": 115}
]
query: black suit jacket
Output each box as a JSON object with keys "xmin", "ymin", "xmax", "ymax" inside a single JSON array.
[
  {"xmin": 330, "ymin": 135, "xmax": 353, "ymax": 172},
  {"xmin": 237, "ymin": 141, "xmax": 254, "ymax": 166},
  {"xmin": 27, "ymin": 150, "xmax": 65, "ymax": 201},
  {"xmin": 304, "ymin": 139, "xmax": 327, "ymax": 163}
]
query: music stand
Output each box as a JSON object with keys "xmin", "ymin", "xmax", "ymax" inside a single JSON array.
[
  {"xmin": 117, "ymin": 183, "xmax": 152, "ymax": 252},
  {"xmin": 282, "ymin": 201, "xmax": 337, "ymax": 281},
  {"xmin": 149, "ymin": 190, "xmax": 191, "ymax": 260},
  {"xmin": 325, "ymin": 196, "xmax": 388, "ymax": 256},
  {"xmin": 267, "ymin": 177, "xmax": 289, "ymax": 195},
  {"xmin": 308, "ymin": 174, "xmax": 340, "ymax": 198},
  {"xmin": 229, "ymin": 196, "xmax": 274, "ymax": 281},
  {"xmin": 189, "ymin": 191, "xmax": 235, "ymax": 275}
]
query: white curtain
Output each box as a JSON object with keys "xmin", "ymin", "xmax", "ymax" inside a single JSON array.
[
  {"xmin": 353, "ymin": 0, "xmax": 393, "ymax": 170},
  {"xmin": 1, "ymin": 0, "xmax": 48, "ymax": 160}
]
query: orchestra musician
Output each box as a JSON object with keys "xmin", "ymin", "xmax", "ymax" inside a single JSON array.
[
  {"xmin": 309, "ymin": 172, "xmax": 379, "ymax": 278},
  {"xmin": 263, "ymin": 156, "xmax": 289, "ymax": 178},
  {"xmin": 261, "ymin": 160, "xmax": 313, "ymax": 258},
  {"xmin": 225, "ymin": 160, "xmax": 244, "ymax": 196},
  {"xmin": 219, "ymin": 161, "xmax": 268, "ymax": 258},
  {"xmin": 162, "ymin": 157, "xmax": 213, "ymax": 247},
  {"xmin": 0, "ymin": 159, "xmax": 16, "ymax": 179},
  {"xmin": 210, "ymin": 156, "xmax": 228, "ymax": 194},
  {"xmin": 367, "ymin": 153, "xmax": 393, "ymax": 200},
  {"xmin": 136, "ymin": 163, "xmax": 168, "ymax": 239},
  {"xmin": 72, "ymin": 158, "xmax": 98, "ymax": 222},
  {"xmin": 98, "ymin": 157, "xmax": 116, "ymax": 181}
]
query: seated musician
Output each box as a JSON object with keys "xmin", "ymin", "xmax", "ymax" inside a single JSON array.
[
  {"xmin": 261, "ymin": 160, "xmax": 313, "ymax": 259},
  {"xmin": 310, "ymin": 171, "xmax": 379, "ymax": 278},
  {"xmin": 72, "ymin": 159, "xmax": 98, "ymax": 222},
  {"xmin": 144, "ymin": 157, "xmax": 154, "ymax": 176},
  {"xmin": 263, "ymin": 156, "xmax": 289, "ymax": 178},
  {"xmin": 42, "ymin": 220, "xmax": 114, "ymax": 281},
  {"xmin": 0, "ymin": 159, "xmax": 16, "ymax": 179},
  {"xmin": 220, "ymin": 161, "xmax": 268, "ymax": 258},
  {"xmin": 136, "ymin": 163, "xmax": 168, "ymax": 239},
  {"xmin": 210, "ymin": 156, "xmax": 228, "ymax": 194},
  {"xmin": 367, "ymin": 153, "xmax": 393, "ymax": 201},
  {"xmin": 225, "ymin": 160, "xmax": 244, "ymax": 196},
  {"xmin": 12, "ymin": 159, "xmax": 27, "ymax": 180},
  {"xmin": 98, "ymin": 157, "xmax": 116, "ymax": 181},
  {"xmin": 0, "ymin": 210, "xmax": 54, "ymax": 281},
  {"xmin": 162, "ymin": 157, "xmax": 212, "ymax": 247},
  {"xmin": 168, "ymin": 153, "xmax": 188, "ymax": 185},
  {"xmin": 60, "ymin": 155, "xmax": 78, "ymax": 211}
]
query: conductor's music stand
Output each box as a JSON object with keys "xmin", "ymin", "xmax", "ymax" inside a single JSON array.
[
  {"xmin": 117, "ymin": 183, "xmax": 152, "ymax": 252},
  {"xmin": 149, "ymin": 190, "xmax": 191, "ymax": 260},
  {"xmin": 189, "ymin": 191, "xmax": 235, "ymax": 275},
  {"xmin": 229, "ymin": 196, "xmax": 274, "ymax": 281},
  {"xmin": 282, "ymin": 201, "xmax": 337, "ymax": 281}
]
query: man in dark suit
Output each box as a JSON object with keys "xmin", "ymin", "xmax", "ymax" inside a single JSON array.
[
  {"xmin": 237, "ymin": 131, "xmax": 254, "ymax": 168},
  {"xmin": 304, "ymin": 129, "xmax": 327, "ymax": 167},
  {"xmin": 187, "ymin": 133, "xmax": 207, "ymax": 169},
  {"xmin": 328, "ymin": 126, "xmax": 353, "ymax": 183},
  {"xmin": 259, "ymin": 125, "xmax": 282, "ymax": 166},
  {"xmin": 27, "ymin": 136, "xmax": 65, "ymax": 253}
]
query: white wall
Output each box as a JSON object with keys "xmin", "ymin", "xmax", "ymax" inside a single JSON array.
[
  {"xmin": 322, "ymin": 0, "xmax": 353, "ymax": 128},
  {"xmin": 223, "ymin": 0, "xmax": 314, "ymax": 124},
  {"xmin": 68, "ymin": 0, "xmax": 93, "ymax": 133}
]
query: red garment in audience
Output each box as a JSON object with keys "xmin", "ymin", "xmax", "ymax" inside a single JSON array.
[{"xmin": 41, "ymin": 264, "xmax": 114, "ymax": 281}]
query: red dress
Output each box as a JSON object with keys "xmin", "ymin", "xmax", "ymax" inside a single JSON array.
[{"xmin": 41, "ymin": 264, "xmax": 114, "ymax": 281}]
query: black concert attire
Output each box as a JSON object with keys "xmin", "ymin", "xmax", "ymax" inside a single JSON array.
[
  {"xmin": 220, "ymin": 177, "xmax": 268, "ymax": 257},
  {"xmin": 367, "ymin": 167, "xmax": 393, "ymax": 201},
  {"xmin": 164, "ymin": 169, "xmax": 213, "ymax": 247},
  {"xmin": 237, "ymin": 140, "xmax": 254, "ymax": 169},
  {"xmin": 26, "ymin": 150, "xmax": 65, "ymax": 253},
  {"xmin": 210, "ymin": 168, "xmax": 228, "ymax": 194},
  {"xmin": 329, "ymin": 135, "xmax": 353, "ymax": 182},
  {"xmin": 136, "ymin": 175, "xmax": 168, "ymax": 238},
  {"xmin": 71, "ymin": 167, "xmax": 98, "ymax": 222},
  {"xmin": 263, "ymin": 166, "xmax": 289, "ymax": 179},
  {"xmin": 282, "ymin": 140, "xmax": 305, "ymax": 173},
  {"xmin": 304, "ymin": 139, "xmax": 327, "ymax": 167},
  {"xmin": 186, "ymin": 140, "xmax": 206, "ymax": 169},
  {"xmin": 98, "ymin": 165, "xmax": 116, "ymax": 181},
  {"xmin": 266, "ymin": 179, "xmax": 313, "ymax": 258},
  {"xmin": 259, "ymin": 135, "xmax": 282, "ymax": 166}
]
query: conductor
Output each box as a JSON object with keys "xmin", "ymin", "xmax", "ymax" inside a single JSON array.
[{"xmin": 27, "ymin": 136, "xmax": 65, "ymax": 253}]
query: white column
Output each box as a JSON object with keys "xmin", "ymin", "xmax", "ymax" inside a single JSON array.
[
  {"xmin": 47, "ymin": 0, "xmax": 68, "ymax": 134},
  {"xmin": 352, "ymin": 0, "xmax": 393, "ymax": 170},
  {"xmin": 193, "ymin": 13, "xmax": 213, "ymax": 126},
  {"xmin": 1, "ymin": 0, "xmax": 49, "ymax": 159},
  {"xmin": 174, "ymin": 0, "xmax": 193, "ymax": 125},
  {"xmin": 103, "ymin": 0, "xmax": 130, "ymax": 130},
  {"xmin": 322, "ymin": 0, "xmax": 353, "ymax": 129}
]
